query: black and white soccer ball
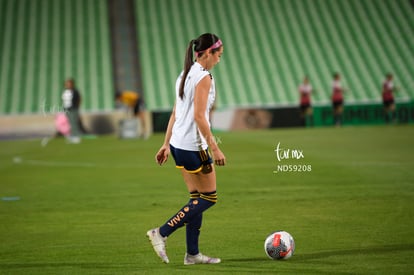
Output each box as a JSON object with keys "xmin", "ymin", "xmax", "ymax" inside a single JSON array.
[{"xmin": 264, "ymin": 231, "xmax": 295, "ymax": 260}]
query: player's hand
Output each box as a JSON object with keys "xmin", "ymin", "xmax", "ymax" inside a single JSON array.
[
  {"xmin": 211, "ymin": 148, "xmax": 226, "ymax": 166},
  {"xmin": 155, "ymin": 145, "xmax": 170, "ymax": 165}
]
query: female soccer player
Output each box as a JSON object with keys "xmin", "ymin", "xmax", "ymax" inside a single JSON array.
[
  {"xmin": 382, "ymin": 73, "xmax": 398, "ymax": 123},
  {"xmin": 299, "ymin": 76, "xmax": 313, "ymax": 127},
  {"xmin": 147, "ymin": 33, "xmax": 225, "ymax": 265},
  {"xmin": 331, "ymin": 73, "xmax": 345, "ymax": 126}
]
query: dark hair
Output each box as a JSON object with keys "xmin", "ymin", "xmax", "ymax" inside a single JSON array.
[
  {"xmin": 64, "ymin": 78, "xmax": 75, "ymax": 88},
  {"xmin": 178, "ymin": 33, "xmax": 221, "ymax": 100}
]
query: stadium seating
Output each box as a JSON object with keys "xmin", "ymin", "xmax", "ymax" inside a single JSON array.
[
  {"xmin": 0, "ymin": 0, "xmax": 412, "ymax": 115},
  {"xmin": 0, "ymin": 0, "xmax": 114, "ymax": 115},
  {"xmin": 134, "ymin": 0, "xmax": 413, "ymax": 110}
]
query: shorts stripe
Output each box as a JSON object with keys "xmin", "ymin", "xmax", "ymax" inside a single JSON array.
[{"xmin": 170, "ymin": 145, "xmax": 213, "ymax": 173}]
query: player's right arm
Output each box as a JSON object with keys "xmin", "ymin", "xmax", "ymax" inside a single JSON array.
[{"xmin": 155, "ymin": 103, "xmax": 176, "ymax": 165}]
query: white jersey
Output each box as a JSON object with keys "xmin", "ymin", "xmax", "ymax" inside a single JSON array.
[
  {"xmin": 170, "ymin": 62, "xmax": 216, "ymax": 151},
  {"xmin": 62, "ymin": 89, "xmax": 74, "ymax": 109},
  {"xmin": 299, "ymin": 84, "xmax": 312, "ymax": 94}
]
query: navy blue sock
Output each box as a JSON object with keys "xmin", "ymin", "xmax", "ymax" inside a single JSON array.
[
  {"xmin": 186, "ymin": 213, "xmax": 202, "ymax": 255},
  {"xmin": 159, "ymin": 191, "xmax": 217, "ymax": 238},
  {"xmin": 186, "ymin": 191, "xmax": 202, "ymax": 255}
]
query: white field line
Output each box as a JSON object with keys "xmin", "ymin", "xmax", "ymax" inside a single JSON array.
[{"xmin": 12, "ymin": 157, "xmax": 155, "ymax": 168}]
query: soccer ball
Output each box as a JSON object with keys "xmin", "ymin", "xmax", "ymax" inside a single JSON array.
[{"xmin": 264, "ymin": 231, "xmax": 295, "ymax": 260}]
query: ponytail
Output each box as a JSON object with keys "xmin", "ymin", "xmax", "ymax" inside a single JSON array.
[
  {"xmin": 178, "ymin": 34, "xmax": 221, "ymax": 100},
  {"xmin": 179, "ymin": 40, "xmax": 196, "ymax": 100}
]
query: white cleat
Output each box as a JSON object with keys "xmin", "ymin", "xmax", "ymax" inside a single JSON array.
[
  {"xmin": 66, "ymin": 136, "xmax": 81, "ymax": 144},
  {"xmin": 184, "ymin": 253, "xmax": 221, "ymax": 265},
  {"xmin": 146, "ymin": 228, "xmax": 169, "ymax": 263}
]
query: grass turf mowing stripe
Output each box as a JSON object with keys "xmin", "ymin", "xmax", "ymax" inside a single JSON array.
[{"xmin": 0, "ymin": 125, "xmax": 413, "ymax": 274}]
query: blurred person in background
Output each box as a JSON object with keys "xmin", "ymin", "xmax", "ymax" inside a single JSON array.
[
  {"xmin": 331, "ymin": 73, "xmax": 345, "ymax": 126},
  {"xmin": 62, "ymin": 78, "xmax": 82, "ymax": 143},
  {"xmin": 115, "ymin": 90, "xmax": 148, "ymax": 138},
  {"xmin": 382, "ymin": 73, "xmax": 399, "ymax": 123},
  {"xmin": 299, "ymin": 76, "xmax": 314, "ymax": 127}
]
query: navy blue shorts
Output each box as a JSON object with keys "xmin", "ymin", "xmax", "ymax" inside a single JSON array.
[
  {"xmin": 332, "ymin": 100, "xmax": 343, "ymax": 109},
  {"xmin": 170, "ymin": 144, "xmax": 213, "ymax": 173},
  {"xmin": 383, "ymin": 99, "xmax": 394, "ymax": 108}
]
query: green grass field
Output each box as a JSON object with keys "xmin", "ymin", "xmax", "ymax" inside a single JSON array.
[{"xmin": 1, "ymin": 125, "xmax": 414, "ymax": 274}]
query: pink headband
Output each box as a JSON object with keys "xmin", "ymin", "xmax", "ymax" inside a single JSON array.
[
  {"xmin": 210, "ymin": 39, "xmax": 223, "ymax": 50},
  {"xmin": 195, "ymin": 39, "xmax": 223, "ymax": 57}
]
